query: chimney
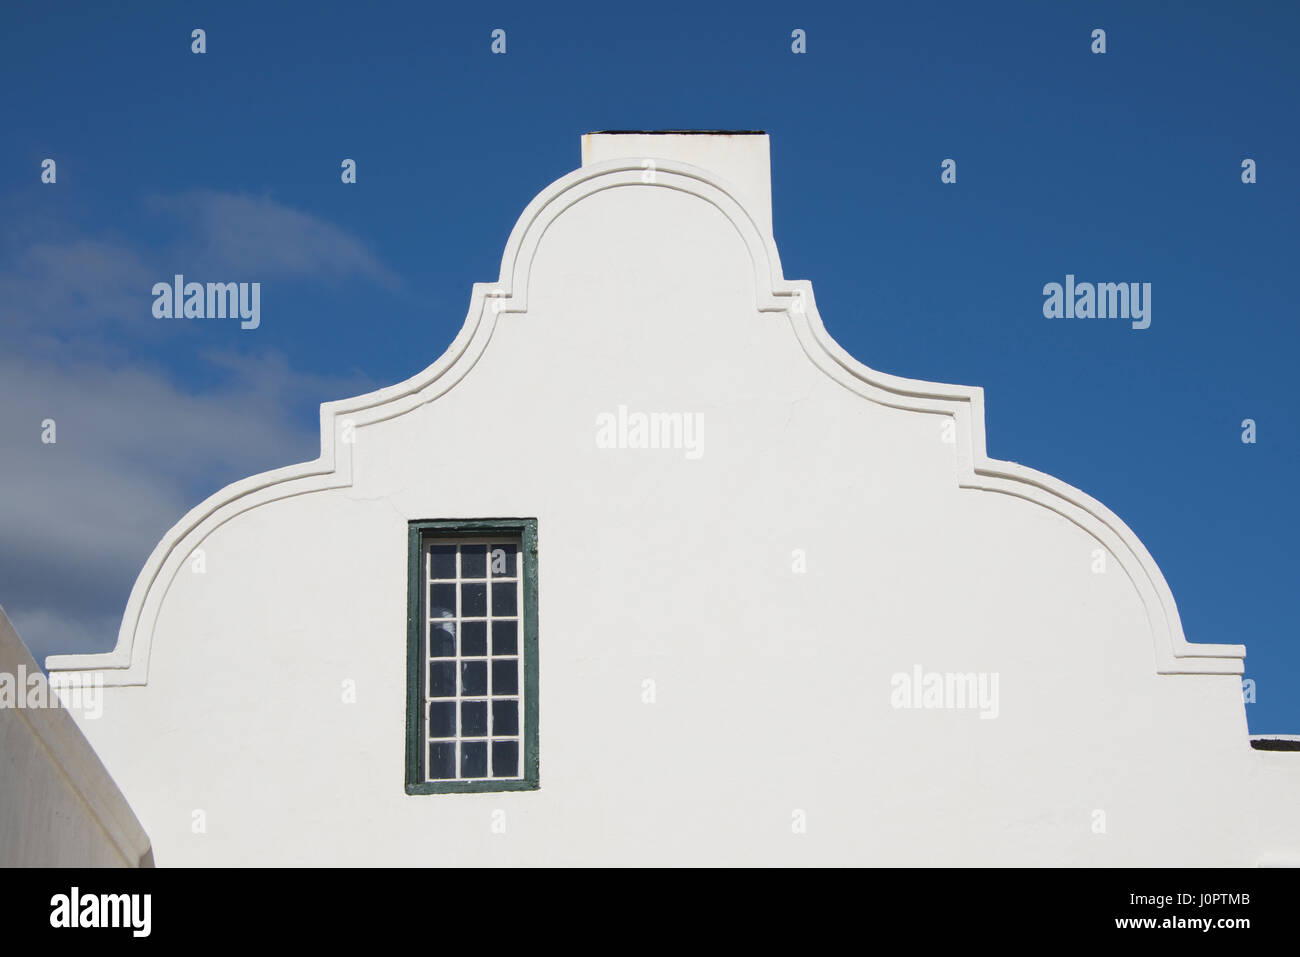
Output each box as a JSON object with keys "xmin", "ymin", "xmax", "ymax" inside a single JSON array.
[{"xmin": 580, "ymin": 130, "xmax": 773, "ymax": 236}]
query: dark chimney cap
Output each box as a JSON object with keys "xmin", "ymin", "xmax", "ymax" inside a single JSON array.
[{"xmin": 589, "ymin": 130, "xmax": 766, "ymax": 135}]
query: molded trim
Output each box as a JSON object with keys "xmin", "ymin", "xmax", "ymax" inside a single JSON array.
[{"xmin": 45, "ymin": 157, "xmax": 1244, "ymax": 684}]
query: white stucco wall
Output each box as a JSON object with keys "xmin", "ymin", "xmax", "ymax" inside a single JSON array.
[
  {"xmin": 0, "ymin": 605, "xmax": 151, "ymax": 867},
  {"xmin": 47, "ymin": 133, "xmax": 1299, "ymax": 865}
]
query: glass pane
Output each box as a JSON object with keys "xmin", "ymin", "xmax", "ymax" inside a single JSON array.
[
  {"xmin": 491, "ymin": 582, "xmax": 517, "ymax": 617},
  {"xmin": 429, "ymin": 584, "xmax": 456, "ymax": 618},
  {"xmin": 461, "ymin": 741, "xmax": 488, "ymax": 778},
  {"xmin": 461, "ymin": 583, "xmax": 487, "ymax": 617},
  {"xmin": 428, "ymin": 742, "xmax": 456, "ymax": 780},
  {"xmin": 428, "ymin": 701, "xmax": 456, "ymax": 738},
  {"xmin": 461, "ymin": 700, "xmax": 488, "ymax": 737},
  {"xmin": 488, "ymin": 544, "xmax": 517, "ymax": 578},
  {"xmin": 429, "ymin": 545, "xmax": 457, "ymax": 580},
  {"xmin": 492, "ymin": 659, "xmax": 518, "ymax": 696},
  {"xmin": 460, "ymin": 545, "xmax": 488, "ymax": 579},
  {"xmin": 492, "ymin": 699, "xmax": 519, "ymax": 735},
  {"xmin": 428, "ymin": 661, "xmax": 456, "ymax": 698},
  {"xmin": 492, "ymin": 620, "xmax": 517, "ymax": 655},
  {"xmin": 492, "ymin": 740, "xmax": 519, "ymax": 778},
  {"xmin": 461, "ymin": 660, "xmax": 487, "ymax": 696},
  {"xmin": 460, "ymin": 621, "xmax": 487, "ymax": 657},
  {"xmin": 428, "ymin": 621, "xmax": 456, "ymax": 658}
]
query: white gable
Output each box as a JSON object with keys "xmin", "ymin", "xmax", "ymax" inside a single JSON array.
[{"xmin": 47, "ymin": 132, "xmax": 1300, "ymax": 865}]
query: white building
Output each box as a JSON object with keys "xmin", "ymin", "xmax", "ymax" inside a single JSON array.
[
  {"xmin": 0, "ymin": 604, "xmax": 151, "ymax": 867},
  {"xmin": 44, "ymin": 131, "xmax": 1300, "ymax": 865}
]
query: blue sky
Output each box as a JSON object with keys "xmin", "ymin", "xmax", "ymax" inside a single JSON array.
[{"xmin": 1, "ymin": 1, "xmax": 1296, "ymax": 731}]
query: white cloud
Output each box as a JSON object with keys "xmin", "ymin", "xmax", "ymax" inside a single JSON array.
[
  {"xmin": 0, "ymin": 192, "xmax": 397, "ymax": 664},
  {"xmin": 0, "ymin": 238, "xmax": 155, "ymax": 329},
  {"xmin": 0, "ymin": 345, "xmax": 375, "ymax": 666},
  {"xmin": 0, "ymin": 348, "xmax": 374, "ymax": 670},
  {"xmin": 146, "ymin": 190, "xmax": 401, "ymax": 290},
  {"xmin": 0, "ymin": 190, "xmax": 400, "ymax": 335}
]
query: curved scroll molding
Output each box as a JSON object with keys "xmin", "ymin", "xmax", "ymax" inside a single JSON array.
[{"xmin": 45, "ymin": 158, "xmax": 1245, "ymax": 685}]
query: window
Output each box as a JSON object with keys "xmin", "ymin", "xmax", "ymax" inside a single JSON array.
[{"xmin": 406, "ymin": 519, "xmax": 539, "ymax": 793}]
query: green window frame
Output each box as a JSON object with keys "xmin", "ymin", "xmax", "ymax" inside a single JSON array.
[{"xmin": 406, "ymin": 519, "xmax": 539, "ymax": 794}]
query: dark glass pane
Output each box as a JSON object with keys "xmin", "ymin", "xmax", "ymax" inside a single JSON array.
[
  {"xmin": 488, "ymin": 544, "xmax": 517, "ymax": 578},
  {"xmin": 429, "ymin": 544, "xmax": 457, "ymax": 580},
  {"xmin": 460, "ymin": 545, "xmax": 488, "ymax": 579},
  {"xmin": 461, "ymin": 582, "xmax": 487, "ymax": 617},
  {"xmin": 492, "ymin": 700, "xmax": 519, "ymax": 735},
  {"xmin": 428, "ymin": 661, "xmax": 456, "ymax": 698},
  {"xmin": 492, "ymin": 620, "xmax": 517, "ymax": 655},
  {"xmin": 492, "ymin": 740, "xmax": 519, "ymax": 778},
  {"xmin": 461, "ymin": 660, "xmax": 487, "ymax": 696},
  {"xmin": 461, "ymin": 700, "xmax": 488, "ymax": 737},
  {"xmin": 461, "ymin": 741, "xmax": 488, "ymax": 778},
  {"xmin": 491, "ymin": 582, "xmax": 517, "ymax": 617},
  {"xmin": 460, "ymin": 620, "xmax": 487, "ymax": 657},
  {"xmin": 428, "ymin": 621, "xmax": 456, "ymax": 658},
  {"xmin": 429, "ymin": 584, "xmax": 456, "ymax": 618},
  {"xmin": 427, "ymin": 742, "xmax": 456, "ymax": 780},
  {"xmin": 492, "ymin": 659, "xmax": 519, "ymax": 696},
  {"xmin": 428, "ymin": 701, "xmax": 456, "ymax": 738}
]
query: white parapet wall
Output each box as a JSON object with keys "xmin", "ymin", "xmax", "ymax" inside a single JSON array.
[{"xmin": 0, "ymin": 604, "xmax": 151, "ymax": 867}]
